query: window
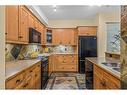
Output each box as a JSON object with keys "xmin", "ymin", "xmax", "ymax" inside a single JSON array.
[{"xmin": 106, "ymin": 22, "xmax": 120, "ymax": 53}]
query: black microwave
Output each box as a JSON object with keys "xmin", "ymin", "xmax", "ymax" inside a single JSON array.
[{"xmin": 29, "ymin": 28, "xmax": 41, "ymax": 44}]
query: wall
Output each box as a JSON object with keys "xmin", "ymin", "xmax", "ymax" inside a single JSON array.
[
  {"xmin": 0, "ymin": 6, "xmax": 5, "ymax": 89},
  {"xmin": 96, "ymin": 12, "xmax": 120, "ymax": 57},
  {"xmin": 48, "ymin": 19, "xmax": 97, "ymax": 28}
]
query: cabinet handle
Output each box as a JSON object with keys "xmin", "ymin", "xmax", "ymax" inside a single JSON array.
[
  {"xmin": 19, "ymin": 36, "xmax": 23, "ymax": 38},
  {"xmin": 16, "ymin": 79, "xmax": 21, "ymax": 84},
  {"xmin": 87, "ymin": 33, "xmax": 89, "ymax": 35},
  {"xmin": 29, "ymin": 70, "xmax": 33, "ymax": 73},
  {"xmin": 23, "ymin": 83, "xmax": 28, "ymax": 88},
  {"xmin": 101, "ymin": 81, "xmax": 106, "ymax": 87},
  {"xmin": 35, "ymin": 74, "xmax": 37, "ymax": 77},
  {"xmin": 5, "ymin": 33, "xmax": 7, "ymax": 35}
]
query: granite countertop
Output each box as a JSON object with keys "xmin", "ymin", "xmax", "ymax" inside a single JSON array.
[
  {"xmin": 85, "ymin": 57, "xmax": 120, "ymax": 79},
  {"xmin": 6, "ymin": 59, "xmax": 41, "ymax": 80}
]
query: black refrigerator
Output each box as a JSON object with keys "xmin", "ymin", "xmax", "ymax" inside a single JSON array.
[{"xmin": 78, "ymin": 36, "xmax": 97, "ymax": 74}]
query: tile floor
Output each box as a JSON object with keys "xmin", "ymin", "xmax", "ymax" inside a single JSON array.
[{"xmin": 45, "ymin": 72, "xmax": 86, "ymax": 90}]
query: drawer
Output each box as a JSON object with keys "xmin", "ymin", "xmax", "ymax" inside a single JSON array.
[
  {"xmin": 56, "ymin": 65, "xmax": 77, "ymax": 71},
  {"xmin": 6, "ymin": 72, "xmax": 26, "ymax": 89}
]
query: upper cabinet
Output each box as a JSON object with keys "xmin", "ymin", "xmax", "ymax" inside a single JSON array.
[
  {"xmin": 19, "ymin": 6, "xmax": 29, "ymax": 42},
  {"xmin": 6, "ymin": 6, "xmax": 19, "ymax": 42},
  {"xmin": 77, "ymin": 26, "xmax": 97, "ymax": 36},
  {"xmin": 29, "ymin": 13, "xmax": 35, "ymax": 28},
  {"xmin": 52, "ymin": 28, "xmax": 77, "ymax": 45},
  {"xmin": 6, "ymin": 5, "xmax": 46, "ymax": 45}
]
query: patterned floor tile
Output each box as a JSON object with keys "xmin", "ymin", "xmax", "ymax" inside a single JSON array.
[{"xmin": 45, "ymin": 72, "xmax": 86, "ymax": 90}]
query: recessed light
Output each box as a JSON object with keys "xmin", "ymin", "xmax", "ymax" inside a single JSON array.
[
  {"xmin": 54, "ymin": 8, "xmax": 57, "ymax": 12},
  {"xmin": 53, "ymin": 5, "xmax": 56, "ymax": 8}
]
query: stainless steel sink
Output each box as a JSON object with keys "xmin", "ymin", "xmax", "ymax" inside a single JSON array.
[
  {"xmin": 101, "ymin": 62, "xmax": 120, "ymax": 67},
  {"xmin": 112, "ymin": 67, "xmax": 120, "ymax": 72},
  {"xmin": 101, "ymin": 62, "xmax": 120, "ymax": 72}
]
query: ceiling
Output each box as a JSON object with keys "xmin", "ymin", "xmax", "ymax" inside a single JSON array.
[{"xmin": 38, "ymin": 5, "xmax": 120, "ymax": 20}]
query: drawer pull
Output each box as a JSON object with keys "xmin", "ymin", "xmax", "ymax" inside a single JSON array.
[
  {"xmin": 100, "ymin": 81, "xmax": 106, "ymax": 87},
  {"xmin": 19, "ymin": 36, "xmax": 23, "ymax": 38},
  {"xmin": 16, "ymin": 79, "xmax": 21, "ymax": 83},
  {"xmin": 23, "ymin": 83, "xmax": 28, "ymax": 88},
  {"xmin": 29, "ymin": 70, "xmax": 33, "ymax": 73},
  {"xmin": 35, "ymin": 74, "xmax": 37, "ymax": 77}
]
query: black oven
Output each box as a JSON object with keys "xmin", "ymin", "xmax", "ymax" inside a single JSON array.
[{"xmin": 29, "ymin": 28, "xmax": 41, "ymax": 44}]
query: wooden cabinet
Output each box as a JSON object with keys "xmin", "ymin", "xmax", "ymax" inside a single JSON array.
[
  {"xmin": 77, "ymin": 26, "xmax": 97, "ymax": 36},
  {"xmin": 52, "ymin": 29, "xmax": 62, "ymax": 45},
  {"xmin": 6, "ymin": 5, "xmax": 46, "ymax": 44},
  {"xmin": 6, "ymin": 6, "xmax": 19, "ymax": 42},
  {"xmin": 19, "ymin": 6, "xmax": 29, "ymax": 42},
  {"xmin": 52, "ymin": 54, "xmax": 78, "ymax": 72},
  {"xmin": 29, "ymin": 13, "xmax": 35, "ymax": 28},
  {"xmin": 93, "ymin": 65, "xmax": 121, "ymax": 89},
  {"xmin": 33, "ymin": 63, "xmax": 41, "ymax": 89},
  {"xmin": 6, "ymin": 6, "xmax": 29, "ymax": 44},
  {"xmin": 52, "ymin": 28, "xmax": 77, "ymax": 45},
  {"xmin": 6, "ymin": 61, "xmax": 41, "ymax": 89}
]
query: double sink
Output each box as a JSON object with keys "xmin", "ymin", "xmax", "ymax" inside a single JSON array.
[{"xmin": 101, "ymin": 62, "xmax": 120, "ymax": 72}]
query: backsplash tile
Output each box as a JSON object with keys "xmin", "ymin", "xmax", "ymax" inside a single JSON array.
[
  {"xmin": 5, "ymin": 44, "xmax": 76, "ymax": 62},
  {"xmin": 5, "ymin": 44, "xmax": 43, "ymax": 62},
  {"xmin": 52, "ymin": 45, "xmax": 74, "ymax": 53}
]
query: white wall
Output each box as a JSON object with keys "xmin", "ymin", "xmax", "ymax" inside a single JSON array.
[
  {"xmin": 0, "ymin": 6, "xmax": 5, "ymax": 89},
  {"xmin": 96, "ymin": 12, "xmax": 120, "ymax": 57},
  {"xmin": 48, "ymin": 19, "xmax": 97, "ymax": 28}
]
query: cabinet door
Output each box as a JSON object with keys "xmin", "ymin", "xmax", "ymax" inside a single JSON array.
[
  {"xmin": 34, "ymin": 64, "xmax": 41, "ymax": 89},
  {"xmin": 69, "ymin": 29, "xmax": 75, "ymax": 45},
  {"xmin": 39, "ymin": 23, "xmax": 46, "ymax": 45},
  {"xmin": 34, "ymin": 18, "xmax": 39, "ymax": 31},
  {"xmin": 52, "ymin": 29, "xmax": 62, "ymax": 45},
  {"xmin": 6, "ymin": 6, "xmax": 19, "ymax": 41},
  {"xmin": 29, "ymin": 13, "xmax": 35, "ymax": 28},
  {"xmin": 78, "ymin": 26, "xmax": 97, "ymax": 36},
  {"xmin": 19, "ymin": 6, "xmax": 29, "ymax": 42},
  {"xmin": 94, "ymin": 73, "xmax": 104, "ymax": 89}
]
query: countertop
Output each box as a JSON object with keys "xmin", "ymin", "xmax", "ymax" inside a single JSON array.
[
  {"xmin": 6, "ymin": 59, "xmax": 41, "ymax": 80},
  {"xmin": 38, "ymin": 53, "xmax": 78, "ymax": 56},
  {"xmin": 85, "ymin": 57, "xmax": 120, "ymax": 79}
]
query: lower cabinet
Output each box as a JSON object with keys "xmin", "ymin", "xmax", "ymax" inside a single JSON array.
[
  {"xmin": 52, "ymin": 54, "xmax": 78, "ymax": 72},
  {"xmin": 6, "ymin": 61, "xmax": 41, "ymax": 89},
  {"xmin": 93, "ymin": 65, "xmax": 121, "ymax": 89}
]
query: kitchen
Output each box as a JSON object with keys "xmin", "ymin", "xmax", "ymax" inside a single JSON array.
[{"xmin": 3, "ymin": 5, "xmax": 124, "ymax": 89}]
